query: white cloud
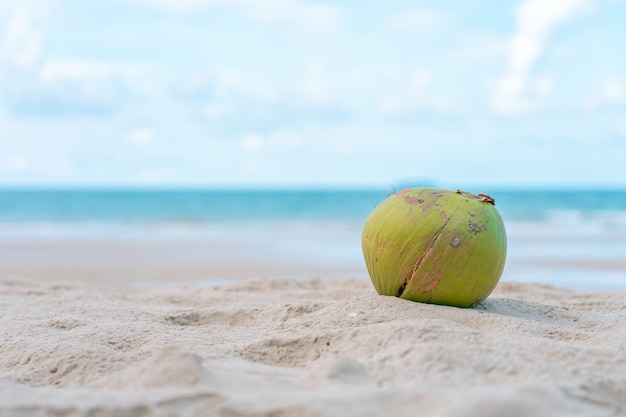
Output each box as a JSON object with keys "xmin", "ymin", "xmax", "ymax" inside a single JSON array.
[
  {"xmin": 241, "ymin": 129, "xmax": 303, "ymax": 152},
  {"xmin": 2, "ymin": 149, "xmax": 75, "ymax": 180},
  {"xmin": 242, "ymin": 133, "xmax": 263, "ymax": 152},
  {"xmin": 510, "ymin": 0, "xmax": 589, "ymax": 73},
  {"xmin": 303, "ymin": 63, "xmax": 331, "ymax": 105},
  {"xmin": 617, "ymin": 120, "xmax": 626, "ymax": 138},
  {"xmin": 600, "ymin": 77, "xmax": 625, "ymax": 104},
  {"xmin": 0, "ymin": 5, "xmax": 146, "ymax": 116},
  {"xmin": 6, "ymin": 57, "xmax": 148, "ymax": 115},
  {"xmin": 204, "ymin": 102, "xmax": 236, "ymax": 120},
  {"xmin": 266, "ymin": 129, "xmax": 301, "ymax": 148},
  {"xmin": 180, "ymin": 69, "xmax": 288, "ymax": 124},
  {"xmin": 382, "ymin": 9, "xmax": 448, "ymax": 32},
  {"xmin": 131, "ymin": 0, "xmax": 341, "ymax": 29},
  {"xmin": 0, "ymin": 4, "xmax": 52, "ymax": 75},
  {"xmin": 4, "ymin": 154, "xmax": 28, "ymax": 173},
  {"xmin": 126, "ymin": 128, "xmax": 154, "ymax": 145},
  {"xmin": 132, "ymin": 0, "xmax": 205, "ymax": 12},
  {"xmin": 491, "ymin": 0, "xmax": 590, "ymax": 115},
  {"xmin": 583, "ymin": 76, "xmax": 626, "ymax": 109},
  {"xmin": 0, "ymin": 10, "xmax": 43, "ymax": 70},
  {"xmin": 378, "ymin": 69, "xmax": 457, "ymax": 116},
  {"xmin": 446, "ymin": 35, "xmax": 508, "ymax": 63},
  {"xmin": 0, "ymin": 1, "xmax": 55, "ymax": 109},
  {"xmin": 40, "ymin": 59, "xmax": 123, "ymax": 83},
  {"xmin": 196, "ymin": 69, "xmax": 280, "ymax": 104}
]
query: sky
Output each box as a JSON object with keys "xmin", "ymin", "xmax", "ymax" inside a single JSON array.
[{"xmin": 0, "ymin": 0, "xmax": 625, "ymax": 189}]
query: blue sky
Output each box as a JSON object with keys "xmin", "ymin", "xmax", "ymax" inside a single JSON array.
[{"xmin": 0, "ymin": 0, "xmax": 625, "ymax": 188}]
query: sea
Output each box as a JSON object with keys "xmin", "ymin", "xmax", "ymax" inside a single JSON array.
[{"xmin": 1, "ymin": 188, "xmax": 625, "ymax": 290}]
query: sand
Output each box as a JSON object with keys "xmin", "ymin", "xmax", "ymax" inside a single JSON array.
[
  {"xmin": 0, "ymin": 241, "xmax": 364, "ymax": 283},
  {"xmin": 1, "ymin": 273, "xmax": 625, "ymax": 417}
]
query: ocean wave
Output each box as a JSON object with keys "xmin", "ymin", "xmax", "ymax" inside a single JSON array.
[{"xmin": 505, "ymin": 210, "xmax": 626, "ymax": 238}]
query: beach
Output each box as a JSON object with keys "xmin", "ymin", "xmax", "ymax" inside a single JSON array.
[
  {"xmin": 2, "ymin": 0, "xmax": 626, "ymax": 411},
  {"xmin": 1, "ymin": 247, "xmax": 625, "ymax": 416},
  {"xmin": 1, "ymin": 189, "xmax": 626, "ymax": 416}
]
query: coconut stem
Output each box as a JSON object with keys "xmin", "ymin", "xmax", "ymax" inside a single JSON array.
[{"xmin": 455, "ymin": 190, "xmax": 495, "ymax": 205}]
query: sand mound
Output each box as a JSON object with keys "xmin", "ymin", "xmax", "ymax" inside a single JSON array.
[
  {"xmin": 95, "ymin": 346, "xmax": 213, "ymax": 389},
  {"xmin": 0, "ymin": 277, "xmax": 624, "ymax": 416}
]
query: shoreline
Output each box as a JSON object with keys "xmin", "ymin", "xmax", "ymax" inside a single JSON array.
[
  {"xmin": 2, "ymin": 239, "xmax": 626, "ymax": 290},
  {"xmin": 0, "ymin": 239, "xmax": 367, "ymax": 284}
]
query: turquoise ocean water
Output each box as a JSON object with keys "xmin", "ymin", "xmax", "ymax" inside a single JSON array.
[{"xmin": 1, "ymin": 189, "xmax": 625, "ymax": 290}]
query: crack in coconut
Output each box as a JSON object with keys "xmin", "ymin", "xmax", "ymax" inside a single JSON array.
[{"xmin": 396, "ymin": 210, "xmax": 458, "ymax": 298}]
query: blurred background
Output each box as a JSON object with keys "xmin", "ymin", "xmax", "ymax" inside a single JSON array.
[{"xmin": 1, "ymin": 0, "xmax": 625, "ymax": 290}]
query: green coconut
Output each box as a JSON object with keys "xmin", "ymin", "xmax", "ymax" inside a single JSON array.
[{"xmin": 362, "ymin": 187, "xmax": 507, "ymax": 308}]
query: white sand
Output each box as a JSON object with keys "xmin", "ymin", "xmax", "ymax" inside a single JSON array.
[{"xmin": 1, "ymin": 275, "xmax": 625, "ymax": 417}]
